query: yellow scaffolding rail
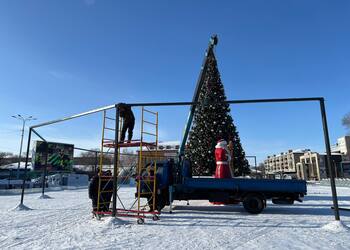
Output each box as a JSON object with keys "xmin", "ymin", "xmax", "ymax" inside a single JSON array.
[
  {"xmin": 137, "ymin": 107, "xmax": 159, "ymax": 221},
  {"xmin": 96, "ymin": 110, "xmax": 116, "ymax": 214}
]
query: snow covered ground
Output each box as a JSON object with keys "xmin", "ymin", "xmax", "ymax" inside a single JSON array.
[{"xmin": 0, "ymin": 184, "xmax": 349, "ymax": 250}]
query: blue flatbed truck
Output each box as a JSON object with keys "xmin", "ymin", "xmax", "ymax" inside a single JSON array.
[
  {"xmin": 140, "ymin": 159, "xmax": 307, "ymax": 214},
  {"xmin": 140, "ymin": 35, "xmax": 307, "ymax": 214}
]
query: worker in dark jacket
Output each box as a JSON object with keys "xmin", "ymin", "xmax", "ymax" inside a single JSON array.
[
  {"xmin": 118, "ymin": 103, "xmax": 135, "ymax": 143},
  {"xmin": 88, "ymin": 173, "xmax": 99, "ymax": 212},
  {"xmin": 89, "ymin": 171, "xmax": 114, "ymax": 213}
]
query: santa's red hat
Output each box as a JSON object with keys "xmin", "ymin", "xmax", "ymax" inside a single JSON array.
[{"xmin": 215, "ymin": 139, "xmax": 227, "ymax": 148}]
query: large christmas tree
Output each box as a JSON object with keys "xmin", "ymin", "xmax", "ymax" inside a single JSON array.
[{"xmin": 185, "ymin": 44, "xmax": 250, "ymax": 176}]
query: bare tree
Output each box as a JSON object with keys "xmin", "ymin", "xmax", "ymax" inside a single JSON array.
[
  {"xmin": 76, "ymin": 148, "xmax": 113, "ymax": 172},
  {"xmin": 342, "ymin": 112, "xmax": 350, "ymax": 133},
  {"xmin": 0, "ymin": 152, "xmax": 14, "ymax": 166}
]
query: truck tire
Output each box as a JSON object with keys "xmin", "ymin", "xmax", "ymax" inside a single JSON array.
[{"xmin": 243, "ymin": 194, "xmax": 265, "ymax": 214}]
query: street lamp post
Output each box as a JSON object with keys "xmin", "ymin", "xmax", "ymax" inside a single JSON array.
[{"xmin": 12, "ymin": 115, "xmax": 36, "ymax": 179}]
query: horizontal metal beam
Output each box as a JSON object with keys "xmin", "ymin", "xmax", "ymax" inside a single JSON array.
[
  {"xmin": 74, "ymin": 147, "xmax": 100, "ymax": 153},
  {"xmin": 31, "ymin": 104, "xmax": 115, "ymax": 129},
  {"xmin": 74, "ymin": 147, "xmax": 136, "ymax": 156},
  {"xmin": 227, "ymin": 97, "xmax": 323, "ymax": 104},
  {"xmin": 30, "ymin": 97, "xmax": 323, "ymax": 129},
  {"xmin": 126, "ymin": 97, "xmax": 323, "ymax": 107}
]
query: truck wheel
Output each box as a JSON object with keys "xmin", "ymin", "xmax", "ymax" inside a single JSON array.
[
  {"xmin": 243, "ymin": 194, "xmax": 265, "ymax": 214},
  {"xmin": 152, "ymin": 214, "xmax": 160, "ymax": 221},
  {"xmin": 137, "ymin": 218, "xmax": 145, "ymax": 224}
]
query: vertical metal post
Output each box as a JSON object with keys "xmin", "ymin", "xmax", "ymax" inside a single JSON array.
[
  {"xmin": 254, "ymin": 156, "xmax": 257, "ymax": 175},
  {"xmin": 340, "ymin": 162, "xmax": 344, "ymax": 178},
  {"xmin": 17, "ymin": 120, "xmax": 26, "ymax": 179},
  {"xmin": 152, "ymin": 111, "xmax": 159, "ymax": 212},
  {"xmin": 333, "ymin": 160, "xmax": 338, "ymax": 178},
  {"xmin": 320, "ymin": 98, "xmax": 340, "ymax": 220},
  {"xmin": 137, "ymin": 107, "xmax": 144, "ymax": 215},
  {"xmin": 20, "ymin": 127, "xmax": 32, "ymax": 205},
  {"xmin": 169, "ymin": 185, "xmax": 173, "ymax": 214},
  {"xmin": 41, "ymin": 142, "xmax": 48, "ymax": 197},
  {"xmin": 112, "ymin": 105, "xmax": 120, "ymax": 217}
]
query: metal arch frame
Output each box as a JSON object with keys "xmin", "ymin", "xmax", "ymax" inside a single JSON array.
[
  {"xmin": 20, "ymin": 97, "xmax": 340, "ymax": 221},
  {"xmin": 19, "ymin": 131, "xmax": 113, "ymax": 202}
]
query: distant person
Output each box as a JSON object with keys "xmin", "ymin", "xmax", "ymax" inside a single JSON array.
[
  {"xmin": 118, "ymin": 103, "xmax": 135, "ymax": 143},
  {"xmin": 89, "ymin": 171, "xmax": 114, "ymax": 213},
  {"xmin": 88, "ymin": 173, "xmax": 99, "ymax": 212}
]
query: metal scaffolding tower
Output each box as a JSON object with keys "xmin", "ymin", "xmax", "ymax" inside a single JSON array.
[{"xmin": 94, "ymin": 106, "xmax": 160, "ymax": 223}]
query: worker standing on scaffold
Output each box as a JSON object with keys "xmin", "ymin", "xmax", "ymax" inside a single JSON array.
[{"xmin": 118, "ymin": 103, "xmax": 135, "ymax": 143}]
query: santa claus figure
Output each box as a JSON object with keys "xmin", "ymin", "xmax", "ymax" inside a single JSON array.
[{"xmin": 214, "ymin": 139, "xmax": 232, "ymax": 179}]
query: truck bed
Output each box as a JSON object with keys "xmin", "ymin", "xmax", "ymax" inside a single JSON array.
[{"xmin": 181, "ymin": 177, "xmax": 307, "ymax": 194}]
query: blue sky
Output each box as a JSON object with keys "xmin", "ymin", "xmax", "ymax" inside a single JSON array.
[{"xmin": 0, "ymin": 0, "xmax": 349, "ymax": 164}]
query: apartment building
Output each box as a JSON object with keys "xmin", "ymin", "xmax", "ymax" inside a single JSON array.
[
  {"xmin": 331, "ymin": 136, "xmax": 350, "ymax": 161},
  {"xmin": 297, "ymin": 152, "xmax": 343, "ymax": 181},
  {"xmin": 264, "ymin": 149, "xmax": 307, "ymax": 176}
]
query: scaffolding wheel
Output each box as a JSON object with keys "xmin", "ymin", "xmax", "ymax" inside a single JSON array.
[
  {"xmin": 152, "ymin": 215, "xmax": 159, "ymax": 221},
  {"xmin": 137, "ymin": 218, "xmax": 145, "ymax": 224}
]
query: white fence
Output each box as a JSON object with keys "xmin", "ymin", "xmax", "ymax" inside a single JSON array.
[
  {"xmin": 319, "ymin": 178, "xmax": 350, "ymax": 187},
  {"xmin": 0, "ymin": 186, "xmax": 88, "ymax": 196}
]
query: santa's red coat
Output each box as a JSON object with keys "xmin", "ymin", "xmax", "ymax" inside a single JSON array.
[{"xmin": 214, "ymin": 147, "xmax": 232, "ymax": 179}]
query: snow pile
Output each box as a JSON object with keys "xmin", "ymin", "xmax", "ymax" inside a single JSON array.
[
  {"xmin": 10, "ymin": 203, "xmax": 32, "ymax": 211},
  {"xmin": 1, "ymin": 162, "xmax": 33, "ymax": 170},
  {"xmin": 322, "ymin": 221, "xmax": 350, "ymax": 233},
  {"xmin": 38, "ymin": 194, "xmax": 52, "ymax": 199},
  {"xmin": 104, "ymin": 217, "xmax": 130, "ymax": 228}
]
